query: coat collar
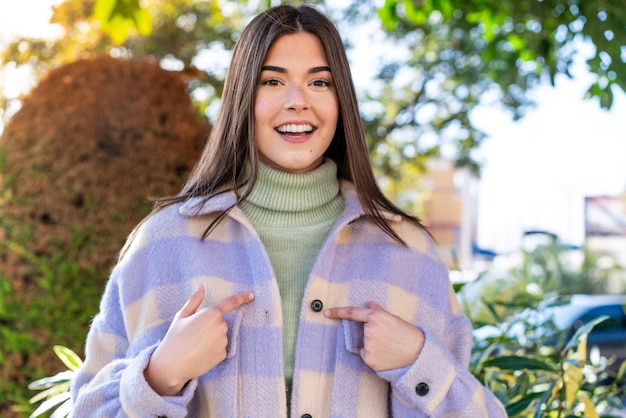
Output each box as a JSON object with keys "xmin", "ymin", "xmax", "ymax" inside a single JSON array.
[{"xmin": 179, "ymin": 190, "xmax": 237, "ymax": 217}]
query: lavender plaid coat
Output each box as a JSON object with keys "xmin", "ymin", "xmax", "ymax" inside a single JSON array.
[{"xmin": 70, "ymin": 182, "xmax": 506, "ymax": 417}]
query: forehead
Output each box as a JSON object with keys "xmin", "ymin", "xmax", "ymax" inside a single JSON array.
[{"xmin": 263, "ymin": 32, "xmax": 328, "ymax": 65}]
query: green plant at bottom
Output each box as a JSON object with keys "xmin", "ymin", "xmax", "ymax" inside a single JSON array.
[
  {"xmin": 0, "ymin": 231, "xmax": 105, "ymax": 415},
  {"xmin": 28, "ymin": 346, "xmax": 82, "ymax": 418},
  {"xmin": 474, "ymin": 313, "xmax": 626, "ymax": 417}
]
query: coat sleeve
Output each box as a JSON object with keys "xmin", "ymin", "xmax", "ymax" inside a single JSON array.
[
  {"xmin": 377, "ymin": 226, "xmax": 506, "ymax": 417},
  {"xmin": 69, "ymin": 250, "xmax": 198, "ymax": 417},
  {"xmin": 378, "ymin": 312, "xmax": 507, "ymax": 417}
]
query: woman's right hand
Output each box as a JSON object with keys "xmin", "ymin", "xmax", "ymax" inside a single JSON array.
[{"xmin": 144, "ymin": 285, "xmax": 254, "ymax": 396}]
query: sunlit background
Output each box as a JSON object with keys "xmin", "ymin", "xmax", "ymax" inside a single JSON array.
[{"xmin": 2, "ymin": 0, "xmax": 625, "ymax": 259}]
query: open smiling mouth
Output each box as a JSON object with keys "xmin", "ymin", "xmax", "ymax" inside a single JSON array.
[{"xmin": 276, "ymin": 123, "xmax": 315, "ymax": 136}]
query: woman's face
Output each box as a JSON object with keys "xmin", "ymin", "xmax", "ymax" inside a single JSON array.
[{"xmin": 254, "ymin": 32, "xmax": 339, "ymax": 174}]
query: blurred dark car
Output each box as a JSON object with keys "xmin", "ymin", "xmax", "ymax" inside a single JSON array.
[{"xmin": 474, "ymin": 294, "xmax": 626, "ymax": 370}]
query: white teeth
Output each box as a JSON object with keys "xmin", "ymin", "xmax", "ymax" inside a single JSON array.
[{"xmin": 277, "ymin": 124, "xmax": 313, "ymax": 133}]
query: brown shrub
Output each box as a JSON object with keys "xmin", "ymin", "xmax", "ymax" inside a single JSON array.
[{"xmin": 0, "ymin": 55, "xmax": 209, "ymax": 416}]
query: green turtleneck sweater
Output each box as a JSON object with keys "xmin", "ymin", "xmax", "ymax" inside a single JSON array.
[{"xmin": 238, "ymin": 159, "xmax": 345, "ymax": 388}]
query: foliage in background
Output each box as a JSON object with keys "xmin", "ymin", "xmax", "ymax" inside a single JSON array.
[
  {"xmin": 459, "ymin": 237, "xmax": 626, "ymax": 416},
  {"xmin": 0, "ymin": 208, "xmax": 105, "ymax": 415},
  {"xmin": 0, "ymin": 0, "xmax": 319, "ymax": 129},
  {"xmin": 2, "ymin": 0, "xmax": 626, "ymax": 183},
  {"xmin": 458, "ymin": 233, "xmax": 623, "ymax": 327},
  {"xmin": 27, "ymin": 346, "xmax": 82, "ymax": 418},
  {"xmin": 94, "ymin": 0, "xmax": 152, "ymax": 45},
  {"xmin": 473, "ymin": 307, "xmax": 626, "ymax": 417},
  {"xmin": 0, "ymin": 52, "xmax": 207, "ymax": 416},
  {"xmin": 353, "ymin": 0, "xmax": 626, "ymax": 181}
]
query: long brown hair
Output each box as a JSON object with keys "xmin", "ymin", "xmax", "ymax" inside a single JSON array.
[{"xmin": 155, "ymin": 5, "xmax": 426, "ymax": 243}]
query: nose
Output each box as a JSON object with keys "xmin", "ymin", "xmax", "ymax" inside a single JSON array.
[{"xmin": 283, "ymin": 85, "xmax": 309, "ymax": 111}]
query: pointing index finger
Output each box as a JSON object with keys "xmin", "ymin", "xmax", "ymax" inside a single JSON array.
[
  {"xmin": 324, "ymin": 306, "xmax": 373, "ymax": 322},
  {"xmin": 214, "ymin": 292, "xmax": 255, "ymax": 315}
]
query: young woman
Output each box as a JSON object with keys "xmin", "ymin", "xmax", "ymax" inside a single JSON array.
[{"xmin": 71, "ymin": 4, "xmax": 507, "ymax": 417}]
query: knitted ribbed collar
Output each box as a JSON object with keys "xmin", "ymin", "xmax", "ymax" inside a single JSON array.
[{"xmin": 237, "ymin": 159, "xmax": 343, "ymax": 227}]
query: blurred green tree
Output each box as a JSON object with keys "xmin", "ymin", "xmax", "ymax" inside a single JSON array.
[
  {"xmin": 1, "ymin": 0, "xmax": 624, "ymax": 185},
  {"xmin": 0, "ymin": 0, "xmax": 254, "ymax": 119},
  {"xmin": 356, "ymin": 0, "xmax": 625, "ymax": 180}
]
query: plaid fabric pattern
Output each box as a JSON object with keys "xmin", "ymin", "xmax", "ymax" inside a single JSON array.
[{"xmin": 70, "ymin": 182, "xmax": 506, "ymax": 418}]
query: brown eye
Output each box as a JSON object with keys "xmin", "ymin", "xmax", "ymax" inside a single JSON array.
[
  {"xmin": 311, "ymin": 79, "xmax": 331, "ymax": 87},
  {"xmin": 261, "ymin": 78, "xmax": 281, "ymax": 86}
]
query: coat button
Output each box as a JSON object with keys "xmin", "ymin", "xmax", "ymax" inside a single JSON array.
[
  {"xmin": 415, "ymin": 382, "xmax": 429, "ymax": 396},
  {"xmin": 310, "ymin": 299, "xmax": 323, "ymax": 312},
  {"xmin": 301, "ymin": 415, "xmax": 313, "ymax": 418}
]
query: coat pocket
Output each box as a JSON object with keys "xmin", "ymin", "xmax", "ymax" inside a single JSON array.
[
  {"xmin": 341, "ymin": 318, "xmax": 364, "ymax": 354},
  {"xmin": 224, "ymin": 312, "xmax": 242, "ymax": 359},
  {"xmin": 197, "ymin": 312, "xmax": 242, "ymax": 417}
]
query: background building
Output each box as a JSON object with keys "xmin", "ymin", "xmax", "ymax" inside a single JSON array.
[
  {"xmin": 585, "ymin": 195, "xmax": 626, "ymax": 262},
  {"xmin": 421, "ymin": 159, "xmax": 478, "ymax": 272}
]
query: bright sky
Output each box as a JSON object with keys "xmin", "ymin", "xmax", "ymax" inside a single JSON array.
[
  {"xmin": 1, "ymin": 0, "xmax": 625, "ymax": 255},
  {"xmin": 0, "ymin": 0, "xmax": 63, "ymax": 40},
  {"xmin": 0, "ymin": 0, "xmax": 64, "ymax": 99},
  {"xmin": 473, "ymin": 70, "xmax": 626, "ymax": 253}
]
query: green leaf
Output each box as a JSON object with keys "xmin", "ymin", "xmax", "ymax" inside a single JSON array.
[
  {"xmin": 617, "ymin": 359, "xmax": 626, "ymax": 380},
  {"xmin": 404, "ymin": 0, "xmax": 428, "ymax": 25},
  {"xmin": 483, "ymin": 355, "xmax": 556, "ymax": 372},
  {"xmin": 563, "ymin": 315, "xmax": 607, "ymax": 352},
  {"xmin": 533, "ymin": 381, "xmax": 558, "ymax": 418},
  {"xmin": 94, "ymin": 0, "xmax": 152, "ymax": 44},
  {"xmin": 599, "ymin": 86, "xmax": 614, "ymax": 109},
  {"xmin": 53, "ymin": 345, "xmax": 83, "ymax": 371},
  {"xmin": 482, "ymin": 299, "xmax": 501, "ymax": 322},
  {"xmin": 378, "ymin": 0, "xmax": 399, "ymax": 31},
  {"xmin": 94, "ymin": 0, "xmax": 116, "ymax": 23},
  {"xmin": 50, "ymin": 399, "xmax": 72, "ymax": 418},
  {"xmin": 505, "ymin": 390, "xmax": 546, "ymax": 416},
  {"xmin": 133, "ymin": 7, "xmax": 152, "ymax": 36},
  {"xmin": 28, "ymin": 380, "xmax": 70, "ymax": 404},
  {"xmin": 29, "ymin": 391, "xmax": 70, "ymax": 418},
  {"xmin": 108, "ymin": 15, "xmax": 131, "ymax": 45},
  {"xmin": 507, "ymin": 34, "xmax": 526, "ymax": 52},
  {"xmin": 28, "ymin": 370, "xmax": 73, "ymax": 391}
]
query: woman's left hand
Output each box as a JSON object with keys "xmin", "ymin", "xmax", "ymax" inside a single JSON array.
[{"xmin": 325, "ymin": 301, "xmax": 425, "ymax": 371}]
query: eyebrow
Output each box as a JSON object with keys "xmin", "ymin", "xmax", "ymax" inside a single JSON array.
[{"xmin": 260, "ymin": 65, "xmax": 332, "ymax": 74}]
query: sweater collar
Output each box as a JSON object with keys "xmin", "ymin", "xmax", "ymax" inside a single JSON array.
[
  {"xmin": 178, "ymin": 163, "xmax": 400, "ymax": 224},
  {"xmin": 237, "ymin": 159, "xmax": 343, "ymax": 227},
  {"xmin": 242, "ymin": 159, "xmax": 339, "ymax": 209}
]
